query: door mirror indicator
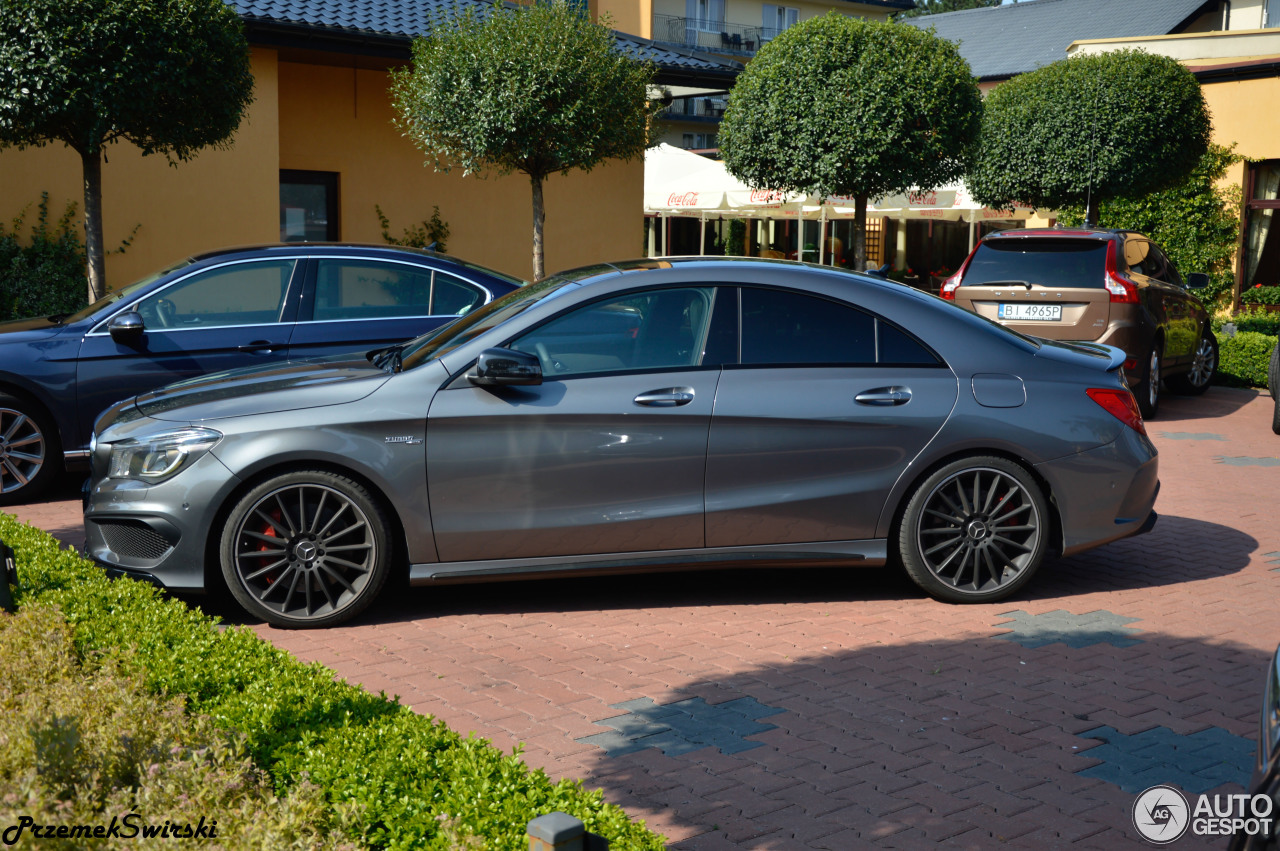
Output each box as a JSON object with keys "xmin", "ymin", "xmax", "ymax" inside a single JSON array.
[{"xmin": 468, "ymin": 347, "xmax": 542, "ymax": 386}]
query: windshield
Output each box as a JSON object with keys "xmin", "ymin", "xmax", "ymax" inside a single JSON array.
[
  {"xmin": 400, "ymin": 276, "xmax": 574, "ymax": 369},
  {"xmin": 63, "ymin": 258, "xmax": 195, "ymax": 324}
]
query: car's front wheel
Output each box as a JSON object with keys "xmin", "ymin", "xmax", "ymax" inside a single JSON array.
[
  {"xmin": 0, "ymin": 393, "xmax": 60, "ymax": 506},
  {"xmin": 1167, "ymin": 331, "xmax": 1217, "ymax": 396},
  {"xmin": 898, "ymin": 456, "xmax": 1049, "ymax": 603},
  {"xmin": 220, "ymin": 470, "xmax": 392, "ymax": 628}
]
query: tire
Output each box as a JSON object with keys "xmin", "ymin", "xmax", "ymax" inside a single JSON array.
[
  {"xmin": 898, "ymin": 456, "xmax": 1050, "ymax": 604},
  {"xmin": 1269, "ymin": 339, "xmax": 1280, "ymax": 436},
  {"xmin": 0, "ymin": 392, "xmax": 61, "ymax": 506},
  {"xmin": 220, "ymin": 470, "xmax": 392, "ymax": 628},
  {"xmin": 1166, "ymin": 331, "xmax": 1217, "ymax": 396},
  {"xmin": 1135, "ymin": 340, "xmax": 1162, "ymax": 420}
]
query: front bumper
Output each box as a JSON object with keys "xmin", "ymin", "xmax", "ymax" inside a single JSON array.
[{"xmin": 82, "ymin": 451, "xmax": 241, "ymax": 592}]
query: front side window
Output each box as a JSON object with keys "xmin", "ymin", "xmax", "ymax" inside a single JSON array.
[
  {"xmin": 511, "ymin": 287, "xmax": 716, "ymax": 378},
  {"xmin": 133, "ymin": 260, "xmax": 295, "ymax": 329}
]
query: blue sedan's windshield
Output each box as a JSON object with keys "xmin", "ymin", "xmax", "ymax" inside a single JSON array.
[
  {"xmin": 400, "ymin": 276, "xmax": 573, "ymax": 369},
  {"xmin": 63, "ymin": 258, "xmax": 195, "ymax": 324}
]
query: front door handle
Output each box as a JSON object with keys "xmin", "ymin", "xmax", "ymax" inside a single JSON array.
[
  {"xmin": 634, "ymin": 386, "xmax": 695, "ymax": 407},
  {"xmin": 855, "ymin": 386, "xmax": 911, "ymax": 406},
  {"xmin": 237, "ymin": 340, "xmax": 279, "ymax": 353}
]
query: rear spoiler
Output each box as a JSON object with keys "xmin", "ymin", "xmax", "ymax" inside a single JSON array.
[{"xmin": 1034, "ymin": 339, "xmax": 1127, "ymax": 372}]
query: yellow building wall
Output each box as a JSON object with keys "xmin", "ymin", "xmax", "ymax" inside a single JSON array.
[
  {"xmin": 277, "ymin": 60, "xmax": 643, "ymax": 281},
  {"xmin": 595, "ymin": 0, "xmax": 652, "ymax": 37},
  {"xmin": 0, "ymin": 49, "xmax": 281, "ymax": 292},
  {"xmin": 1201, "ymin": 74, "xmax": 1280, "ymax": 190}
]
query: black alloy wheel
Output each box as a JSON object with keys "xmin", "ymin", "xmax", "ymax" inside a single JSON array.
[
  {"xmin": 899, "ymin": 456, "xmax": 1049, "ymax": 603},
  {"xmin": 221, "ymin": 470, "xmax": 391, "ymax": 628}
]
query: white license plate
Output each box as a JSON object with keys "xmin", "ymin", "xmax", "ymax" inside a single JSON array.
[{"xmin": 999, "ymin": 303, "xmax": 1062, "ymax": 321}]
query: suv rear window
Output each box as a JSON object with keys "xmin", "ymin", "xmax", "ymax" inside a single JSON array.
[{"xmin": 962, "ymin": 238, "xmax": 1108, "ymax": 289}]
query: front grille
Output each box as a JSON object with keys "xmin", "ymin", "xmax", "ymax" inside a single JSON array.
[{"xmin": 96, "ymin": 519, "xmax": 174, "ymax": 561}]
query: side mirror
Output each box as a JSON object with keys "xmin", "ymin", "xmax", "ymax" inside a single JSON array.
[
  {"xmin": 108, "ymin": 311, "xmax": 145, "ymax": 343},
  {"xmin": 468, "ymin": 347, "xmax": 542, "ymax": 386},
  {"xmin": 1185, "ymin": 272, "xmax": 1209, "ymax": 290}
]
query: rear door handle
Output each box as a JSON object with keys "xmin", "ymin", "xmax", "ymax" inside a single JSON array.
[
  {"xmin": 855, "ymin": 386, "xmax": 911, "ymax": 406},
  {"xmin": 237, "ymin": 340, "xmax": 279, "ymax": 353},
  {"xmin": 634, "ymin": 386, "xmax": 695, "ymax": 407}
]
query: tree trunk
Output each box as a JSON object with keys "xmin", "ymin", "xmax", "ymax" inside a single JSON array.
[
  {"xmin": 81, "ymin": 148, "xmax": 107, "ymax": 302},
  {"xmin": 531, "ymin": 174, "xmax": 546, "ymax": 281},
  {"xmin": 853, "ymin": 193, "xmax": 868, "ymax": 272},
  {"xmin": 1084, "ymin": 195, "xmax": 1101, "ymax": 229}
]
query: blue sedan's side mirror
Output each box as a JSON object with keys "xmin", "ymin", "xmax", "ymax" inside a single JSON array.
[{"xmin": 108, "ymin": 311, "xmax": 145, "ymax": 343}]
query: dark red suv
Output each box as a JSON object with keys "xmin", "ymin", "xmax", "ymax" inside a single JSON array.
[{"xmin": 941, "ymin": 228, "xmax": 1216, "ymax": 418}]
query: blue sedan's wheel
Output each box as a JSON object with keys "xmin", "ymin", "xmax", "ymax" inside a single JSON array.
[
  {"xmin": 899, "ymin": 456, "xmax": 1049, "ymax": 603},
  {"xmin": 0, "ymin": 393, "xmax": 59, "ymax": 506},
  {"xmin": 220, "ymin": 471, "xmax": 391, "ymax": 628}
]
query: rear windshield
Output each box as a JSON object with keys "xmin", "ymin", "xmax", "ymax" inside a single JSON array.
[{"xmin": 961, "ymin": 239, "xmax": 1108, "ymax": 289}]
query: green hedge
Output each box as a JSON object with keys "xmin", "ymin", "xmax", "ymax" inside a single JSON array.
[
  {"xmin": 0, "ymin": 515, "xmax": 665, "ymax": 850},
  {"xmin": 1214, "ymin": 308, "xmax": 1280, "ymax": 338},
  {"xmin": 1214, "ymin": 330, "xmax": 1276, "ymax": 389},
  {"xmin": 0, "ymin": 194, "xmax": 89, "ymax": 322}
]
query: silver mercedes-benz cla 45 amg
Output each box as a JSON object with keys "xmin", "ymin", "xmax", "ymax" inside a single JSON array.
[{"xmin": 84, "ymin": 258, "xmax": 1158, "ymax": 628}]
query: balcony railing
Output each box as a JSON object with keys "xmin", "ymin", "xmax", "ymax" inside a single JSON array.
[
  {"xmin": 661, "ymin": 96, "xmax": 729, "ymax": 121},
  {"xmin": 653, "ymin": 14, "xmax": 765, "ymax": 55}
]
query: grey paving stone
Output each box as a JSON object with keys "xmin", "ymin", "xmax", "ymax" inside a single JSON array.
[
  {"xmin": 1214, "ymin": 456, "xmax": 1280, "ymax": 466},
  {"xmin": 1075, "ymin": 726, "xmax": 1254, "ymax": 794},
  {"xmin": 994, "ymin": 609, "xmax": 1144, "ymax": 648},
  {"xmin": 577, "ymin": 695, "xmax": 787, "ymax": 757},
  {"xmin": 1157, "ymin": 432, "xmax": 1227, "ymax": 440}
]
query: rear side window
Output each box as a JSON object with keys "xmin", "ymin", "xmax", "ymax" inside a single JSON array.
[
  {"xmin": 962, "ymin": 239, "xmax": 1108, "ymax": 288},
  {"xmin": 741, "ymin": 287, "xmax": 875, "ymax": 365}
]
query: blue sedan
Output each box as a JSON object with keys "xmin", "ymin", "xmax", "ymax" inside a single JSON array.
[{"xmin": 0, "ymin": 244, "xmax": 522, "ymax": 504}]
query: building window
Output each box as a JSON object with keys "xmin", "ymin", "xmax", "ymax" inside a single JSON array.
[
  {"xmin": 1266, "ymin": 0, "xmax": 1280, "ymax": 27},
  {"xmin": 1241, "ymin": 161, "xmax": 1280, "ymax": 297},
  {"xmin": 681, "ymin": 133, "xmax": 718, "ymax": 150},
  {"xmin": 280, "ymin": 170, "xmax": 338, "ymax": 242},
  {"xmin": 687, "ymin": 0, "xmax": 724, "ymax": 32},
  {"xmin": 762, "ymin": 4, "xmax": 799, "ymax": 41}
]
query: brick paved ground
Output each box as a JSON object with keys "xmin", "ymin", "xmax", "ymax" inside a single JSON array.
[{"xmin": 8, "ymin": 387, "xmax": 1279, "ymax": 849}]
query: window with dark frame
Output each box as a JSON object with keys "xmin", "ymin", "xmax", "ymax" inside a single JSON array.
[
  {"xmin": 1240, "ymin": 160, "xmax": 1280, "ymax": 302},
  {"xmin": 280, "ymin": 170, "xmax": 339, "ymax": 243}
]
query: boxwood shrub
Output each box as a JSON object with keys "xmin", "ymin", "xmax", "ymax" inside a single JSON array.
[
  {"xmin": 1214, "ymin": 330, "xmax": 1276, "ymax": 389},
  {"xmin": 0, "ymin": 514, "xmax": 665, "ymax": 850}
]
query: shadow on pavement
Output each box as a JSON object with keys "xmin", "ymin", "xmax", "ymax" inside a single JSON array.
[
  {"xmin": 565, "ymin": 630, "xmax": 1267, "ymax": 849},
  {"xmin": 1156, "ymin": 387, "xmax": 1261, "ymax": 422}
]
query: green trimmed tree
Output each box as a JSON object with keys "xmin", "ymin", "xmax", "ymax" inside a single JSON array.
[
  {"xmin": 970, "ymin": 49, "xmax": 1211, "ymax": 228},
  {"xmin": 391, "ymin": 1, "xmax": 657, "ymax": 280},
  {"xmin": 718, "ymin": 14, "xmax": 982, "ymax": 270},
  {"xmin": 899, "ymin": 0, "xmax": 1012, "ymax": 18},
  {"xmin": 0, "ymin": 0, "xmax": 255, "ymax": 301}
]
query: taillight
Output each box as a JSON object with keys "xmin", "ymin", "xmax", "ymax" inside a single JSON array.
[
  {"xmin": 1105, "ymin": 240, "xmax": 1140, "ymax": 304},
  {"xmin": 1086, "ymin": 387, "xmax": 1146, "ymax": 436},
  {"xmin": 940, "ymin": 272, "xmax": 961, "ymax": 300}
]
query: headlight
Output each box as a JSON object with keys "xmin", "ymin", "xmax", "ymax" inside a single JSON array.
[
  {"xmin": 1262, "ymin": 644, "xmax": 1280, "ymax": 770},
  {"xmin": 106, "ymin": 427, "xmax": 222, "ymax": 483}
]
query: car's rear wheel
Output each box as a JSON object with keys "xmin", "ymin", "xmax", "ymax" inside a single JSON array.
[
  {"xmin": 220, "ymin": 470, "xmax": 391, "ymax": 628},
  {"xmin": 1167, "ymin": 331, "xmax": 1217, "ymax": 396},
  {"xmin": 898, "ymin": 456, "xmax": 1049, "ymax": 603},
  {"xmin": 0, "ymin": 393, "xmax": 60, "ymax": 506},
  {"xmin": 1135, "ymin": 341, "xmax": 1162, "ymax": 420}
]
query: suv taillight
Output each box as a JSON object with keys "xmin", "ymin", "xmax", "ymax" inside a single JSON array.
[
  {"xmin": 940, "ymin": 272, "xmax": 961, "ymax": 300},
  {"xmin": 940, "ymin": 243, "xmax": 980, "ymax": 300},
  {"xmin": 1086, "ymin": 388, "xmax": 1146, "ymax": 436},
  {"xmin": 1104, "ymin": 240, "xmax": 1140, "ymax": 304}
]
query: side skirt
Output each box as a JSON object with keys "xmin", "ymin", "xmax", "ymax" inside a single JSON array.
[{"xmin": 409, "ymin": 539, "xmax": 888, "ymax": 585}]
